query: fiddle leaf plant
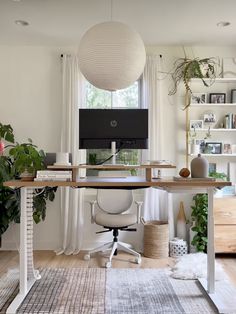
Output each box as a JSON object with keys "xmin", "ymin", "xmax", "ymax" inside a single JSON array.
[{"xmin": 191, "ymin": 193, "xmax": 208, "ymax": 252}]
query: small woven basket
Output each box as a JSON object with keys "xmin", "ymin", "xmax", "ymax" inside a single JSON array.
[{"xmin": 142, "ymin": 218, "xmax": 169, "ymax": 259}]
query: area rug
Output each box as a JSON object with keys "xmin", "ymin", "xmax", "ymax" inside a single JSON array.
[
  {"xmin": 0, "ymin": 268, "xmax": 217, "ymax": 314},
  {"xmin": 171, "ymin": 252, "xmax": 226, "ymax": 280}
]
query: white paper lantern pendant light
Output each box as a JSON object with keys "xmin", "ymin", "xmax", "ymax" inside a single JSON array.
[{"xmin": 78, "ymin": 20, "xmax": 146, "ymax": 91}]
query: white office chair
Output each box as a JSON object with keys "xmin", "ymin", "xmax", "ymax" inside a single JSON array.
[{"xmin": 84, "ymin": 171, "xmax": 143, "ymax": 268}]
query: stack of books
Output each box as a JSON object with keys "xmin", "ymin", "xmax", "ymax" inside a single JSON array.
[
  {"xmin": 35, "ymin": 170, "xmax": 72, "ymax": 181},
  {"xmin": 224, "ymin": 113, "xmax": 236, "ymax": 129}
]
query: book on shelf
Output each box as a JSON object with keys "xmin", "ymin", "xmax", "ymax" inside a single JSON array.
[{"xmin": 224, "ymin": 113, "xmax": 236, "ymax": 129}]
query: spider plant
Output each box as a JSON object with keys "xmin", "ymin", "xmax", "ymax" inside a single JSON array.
[{"xmin": 169, "ymin": 57, "xmax": 219, "ymax": 108}]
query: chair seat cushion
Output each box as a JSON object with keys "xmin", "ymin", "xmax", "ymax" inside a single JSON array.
[{"xmin": 95, "ymin": 212, "xmax": 137, "ymax": 228}]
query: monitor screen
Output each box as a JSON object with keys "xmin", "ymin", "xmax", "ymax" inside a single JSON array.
[{"xmin": 79, "ymin": 109, "xmax": 148, "ymax": 149}]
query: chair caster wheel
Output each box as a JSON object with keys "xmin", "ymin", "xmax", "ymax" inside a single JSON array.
[
  {"xmin": 105, "ymin": 261, "xmax": 112, "ymax": 268},
  {"xmin": 135, "ymin": 256, "xmax": 141, "ymax": 264},
  {"xmin": 84, "ymin": 254, "xmax": 90, "ymax": 261}
]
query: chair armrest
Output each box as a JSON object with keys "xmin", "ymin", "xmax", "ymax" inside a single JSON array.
[
  {"xmin": 135, "ymin": 201, "xmax": 143, "ymax": 224},
  {"xmin": 87, "ymin": 200, "xmax": 97, "ymax": 224}
]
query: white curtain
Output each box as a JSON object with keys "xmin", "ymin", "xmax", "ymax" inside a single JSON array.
[
  {"xmin": 142, "ymin": 55, "xmax": 169, "ymax": 222},
  {"xmin": 55, "ymin": 54, "xmax": 86, "ymax": 255}
]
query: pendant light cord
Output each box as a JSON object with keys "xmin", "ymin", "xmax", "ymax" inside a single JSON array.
[{"xmin": 110, "ymin": 0, "xmax": 113, "ymax": 21}]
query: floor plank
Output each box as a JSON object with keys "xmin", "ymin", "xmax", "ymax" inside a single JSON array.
[{"xmin": 0, "ymin": 250, "xmax": 235, "ymax": 287}]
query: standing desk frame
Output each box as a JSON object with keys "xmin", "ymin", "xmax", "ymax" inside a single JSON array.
[{"xmin": 3, "ymin": 176, "xmax": 234, "ymax": 314}]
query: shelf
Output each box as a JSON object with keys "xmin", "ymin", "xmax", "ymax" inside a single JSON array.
[
  {"xmin": 189, "ymin": 154, "xmax": 236, "ymax": 157},
  {"xmin": 191, "ymin": 78, "xmax": 236, "ymax": 83},
  {"xmin": 193, "ymin": 128, "xmax": 236, "ymax": 132},
  {"xmin": 190, "ymin": 103, "xmax": 236, "ymax": 107}
]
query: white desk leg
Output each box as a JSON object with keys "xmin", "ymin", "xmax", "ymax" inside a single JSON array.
[
  {"xmin": 207, "ymin": 187, "xmax": 215, "ymax": 293},
  {"xmin": 6, "ymin": 187, "xmax": 40, "ymax": 314},
  {"xmin": 167, "ymin": 193, "xmax": 175, "ymax": 240}
]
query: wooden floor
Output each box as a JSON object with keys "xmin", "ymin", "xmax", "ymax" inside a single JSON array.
[{"xmin": 0, "ymin": 250, "xmax": 235, "ymax": 287}]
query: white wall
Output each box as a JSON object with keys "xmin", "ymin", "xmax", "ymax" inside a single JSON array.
[{"xmin": 1, "ymin": 45, "xmax": 236, "ymax": 251}]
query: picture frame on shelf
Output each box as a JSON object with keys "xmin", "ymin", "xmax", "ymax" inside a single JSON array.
[
  {"xmin": 209, "ymin": 162, "xmax": 217, "ymax": 174},
  {"xmin": 196, "ymin": 139, "xmax": 206, "ymax": 153},
  {"xmin": 205, "ymin": 142, "xmax": 222, "ymax": 154},
  {"xmin": 189, "ymin": 120, "xmax": 203, "ymax": 130},
  {"xmin": 209, "ymin": 93, "xmax": 226, "ymax": 104},
  {"xmin": 231, "ymin": 89, "xmax": 236, "ymax": 103},
  {"xmin": 203, "ymin": 113, "xmax": 216, "ymax": 124},
  {"xmin": 223, "ymin": 143, "xmax": 232, "ymax": 154},
  {"xmin": 191, "ymin": 93, "xmax": 207, "ymax": 104}
]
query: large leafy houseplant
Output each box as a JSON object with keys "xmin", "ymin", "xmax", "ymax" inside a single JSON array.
[{"xmin": 0, "ymin": 123, "xmax": 57, "ymax": 243}]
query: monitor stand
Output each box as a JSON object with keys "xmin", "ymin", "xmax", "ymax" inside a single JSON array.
[{"xmin": 111, "ymin": 141, "xmax": 116, "ymax": 165}]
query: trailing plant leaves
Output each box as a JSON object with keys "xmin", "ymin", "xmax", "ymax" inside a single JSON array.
[
  {"xmin": 191, "ymin": 193, "xmax": 208, "ymax": 252},
  {"xmin": 168, "ymin": 57, "xmax": 219, "ymax": 109}
]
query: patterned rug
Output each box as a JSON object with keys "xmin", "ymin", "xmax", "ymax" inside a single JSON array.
[{"xmin": 0, "ymin": 268, "xmax": 216, "ymax": 314}]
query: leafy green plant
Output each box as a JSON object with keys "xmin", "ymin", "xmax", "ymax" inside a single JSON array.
[
  {"xmin": 0, "ymin": 123, "xmax": 57, "ymax": 241},
  {"xmin": 209, "ymin": 171, "xmax": 228, "ymax": 180},
  {"xmin": 0, "ymin": 123, "xmax": 14, "ymax": 143},
  {"xmin": 191, "ymin": 193, "xmax": 208, "ymax": 252},
  {"xmin": 9, "ymin": 139, "xmax": 45, "ymax": 177}
]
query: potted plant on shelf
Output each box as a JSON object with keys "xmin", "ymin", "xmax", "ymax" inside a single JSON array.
[{"xmin": 169, "ymin": 57, "xmax": 219, "ymax": 109}]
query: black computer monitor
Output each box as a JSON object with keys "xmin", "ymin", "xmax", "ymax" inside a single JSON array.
[{"xmin": 79, "ymin": 109, "xmax": 148, "ymax": 149}]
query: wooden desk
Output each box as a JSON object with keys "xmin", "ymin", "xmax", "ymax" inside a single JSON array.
[{"xmin": 3, "ymin": 177, "xmax": 233, "ymax": 314}]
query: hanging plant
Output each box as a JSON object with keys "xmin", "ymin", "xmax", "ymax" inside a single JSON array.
[{"xmin": 169, "ymin": 57, "xmax": 219, "ymax": 109}]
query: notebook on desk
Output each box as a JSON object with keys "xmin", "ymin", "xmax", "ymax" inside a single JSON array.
[{"xmin": 173, "ymin": 176, "xmax": 216, "ymax": 181}]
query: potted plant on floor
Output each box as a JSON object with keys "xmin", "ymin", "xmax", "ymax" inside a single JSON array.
[
  {"xmin": 190, "ymin": 193, "xmax": 208, "ymax": 252},
  {"xmin": 0, "ymin": 123, "xmax": 57, "ymax": 245}
]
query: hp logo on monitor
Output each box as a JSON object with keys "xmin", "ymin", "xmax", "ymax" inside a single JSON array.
[{"xmin": 110, "ymin": 120, "xmax": 118, "ymax": 127}]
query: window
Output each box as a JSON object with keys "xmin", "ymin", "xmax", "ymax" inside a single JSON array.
[
  {"xmin": 85, "ymin": 81, "xmax": 140, "ymax": 109},
  {"xmin": 84, "ymin": 80, "xmax": 142, "ymax": 166}
]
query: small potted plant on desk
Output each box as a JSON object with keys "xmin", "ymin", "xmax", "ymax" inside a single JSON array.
[{"xmin": 9, "ymin": 139, "xmax": 45, "ymax": 180}]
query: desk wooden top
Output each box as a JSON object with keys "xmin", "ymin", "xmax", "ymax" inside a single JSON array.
[
  {"xmin": 48, "ymin": 163, "xmax": 176, "ymax": 170},
  {"xmin": 3, "ymin": 177, "xmax": 231, "ymax": 188}
]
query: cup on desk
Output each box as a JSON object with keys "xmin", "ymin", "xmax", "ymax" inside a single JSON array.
[{"xmin": 55, "ymin": 152, "xmax": 70, "ymax": 165}]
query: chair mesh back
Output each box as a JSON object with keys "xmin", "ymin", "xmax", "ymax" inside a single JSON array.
[{"xmin": 97, "ymin": 171, "xmax": 133, "ymax": 214}]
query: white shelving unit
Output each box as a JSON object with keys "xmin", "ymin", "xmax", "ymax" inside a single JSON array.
[
  {"xmin": 186, "ymin": 78, "xmax": 236, "ymax": 169},
  {"xmin": 189, "ymin": 154, "xmax": 236, "ymax": 157}
]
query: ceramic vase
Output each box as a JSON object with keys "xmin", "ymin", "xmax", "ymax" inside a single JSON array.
[
  {"xmin": 176, "ymin": 201, "xmax": 187, "ymax": 241},
  {"xmin": 191, "ymin": 153, "xmax": 209, "ymax": 178}
]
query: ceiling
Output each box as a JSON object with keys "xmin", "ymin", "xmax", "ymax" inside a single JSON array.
[{"xmin": 1, "ymin": 0, "xmax": 236, "ymax": 46}]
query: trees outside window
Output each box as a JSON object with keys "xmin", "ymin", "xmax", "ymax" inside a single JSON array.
[{"xmin": 84, "ymin": 81, "xmax": 141, "ymax": 166}]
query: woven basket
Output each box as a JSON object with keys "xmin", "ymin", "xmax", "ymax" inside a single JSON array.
[{"xmin": 142, "ymin": 219, "xmax": 169, "ymax": 259}]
